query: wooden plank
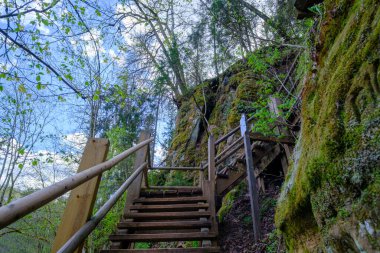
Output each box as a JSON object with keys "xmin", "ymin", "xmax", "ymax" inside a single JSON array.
[
  {"xmin": 255, "ymin": 144, "xmax": 282, "ymax": 175},
  {"xmin": 127, "ymin": 203, "xmax": 209, "ymax": 212},
  {"xmin": 143, "ymin": 143, "xmax": 151, "ymax": 189},
  {"xmin": 100, "ymin": 247, "xmax": 220, "ymax": 252},
  {"xmin": 123, "ymin": 131, "xmax": 150, "ymax": 217},
  {"xmin": 124, "ymin": 211, "xmax": 211, "ymax": 220},
  {"xmin": 199, "ymin": 164, "xmax": 204, "ymax": 189},
  {"xmin": 118, "ymin": 220, "xmax": 212, "ymax": 229},
  {"xmin": 149, "ymin": 167, "xmax": 202, "ymax": 170},
  {"xmin": 240, "ymin": 114, "xmax": 261, "ymax": 242},
  {"xmin": 215, "ymin": 142, "xmax": 244, "ymax": 166},
  {"xmin": 142, "ymin": 186, "xmax": 202, "ymax": 190},
  {"xmin": 109, "ymin": 232, "xmax": 217, "ymax": 242},
  {"xmin": 140, "ymin": 189, "xmax": 203, "ymax": 197},
  {"xmin": 214, "ymin": 115, "xmax": 254, "ymax": 146},
  {"xmin": 215, "ymin": 136, "xmax": 243, "ymax": 160},
  {"xmin": 52, "ymin": 138, "xmax": 109, "ymax": 253},
  {"xmin": 216, "ymin": 163, "xmax": 246, "ymax": 197},
  {"xmin": 203, "ymin": 135, "xmax": 218, "ymax": 247},
  {"xmin": 134, "ymin": 196, "xmax": 207, "ymax": 204}
]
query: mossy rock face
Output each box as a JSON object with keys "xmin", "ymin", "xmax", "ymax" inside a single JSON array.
[
  {"xmin": 276, "ymin": 0, "xmax": 380, "ymax": 251},
  {"xmin": 167, "ymin": 61, "xmax": 261, "ymax": 167}
]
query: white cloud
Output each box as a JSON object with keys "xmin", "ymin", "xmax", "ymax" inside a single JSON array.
[
  {"xmin": 0, "ymin": 135, "xmax": 81, "ymax": 192},
  {"xmin": 80, "ymin": 28, "xmax": 106, "ymax": 59},
  {"xmin": 64, "ymin": 132, "xmax": 87, "ymax": 151},
  {"xmin": 108, "ymin": 49, "xmax": 125, "ymax": 66},
  {"xmin": 115, "ymin": 3, "xmax": 148, "ymax": 46}
]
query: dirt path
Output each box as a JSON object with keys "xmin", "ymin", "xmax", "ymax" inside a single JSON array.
[{"xmin": 218, "ymin": 185, "xmax": 284, "ymax": 253}]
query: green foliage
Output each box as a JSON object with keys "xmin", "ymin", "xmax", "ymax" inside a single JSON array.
[
  {"xmin": 276, "ymin": 0, "xmax": 380, "ymax": 251},
  {"xmin": 308, "ymin": 4, "xmax": 324, "ymax": 16},
  {"xmin": 260, "ymin": 197, "xmax": 277, "ymax": 217},
  {"xmin": 88, "ymin": 193, "xmax": 127, "ymax": 251},
  {"xmin": 0, "ymin": 197, "xmax": 66, "ymax": 252},
  {"xmin": 218, "ymin": 182, "xmax": 247, "ymax": 222},
  {"xmin": 246, "ymin": 48, "xmax": 297, "ymax": 135},
  {"xmin": 247, "ymin": 48, "xmax": 281, "ymax": 75},
  {"xmin": 165, "ymin": 171, "xmax": 194, "ymax": 186},
  {"xmin": 266, "ymin": 230, "xmax": 280, "ymax": 253},
  {"xmin": 134, "ymin": 242, "xmax": 152, "ymax": 249},
  {"xmin": 242, "ymin": 215, "xmax": 253, "ymax": 225}
]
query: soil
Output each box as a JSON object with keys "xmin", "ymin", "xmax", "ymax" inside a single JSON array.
[{"xmin": 218, "ymin": 185, "xmax": 284, "ymax": 253}]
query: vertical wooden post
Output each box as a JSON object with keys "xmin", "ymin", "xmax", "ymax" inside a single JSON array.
[
  {"xmin": 123, "ymin": 131, "xmax": 150, "ymax": 217},
  {"xmin": 240, "ymin": 114, "xmax": 261, "ymax": 242},
  {"xmin": 202, "ymin": 135, "xmax": 218, "ymax": 247},
  {"xmin": 208, "ymin": 135, "xmax": 216, "ymax": 183},
  {"xmin": 142, "ymin": 143, "xmax": 151, "ymax": 189},
  {"xmin": 198, "ymin": 163, "xmax": 204, "ymax": 189},
  {"xmin": 52, "ymin": 138, "xmax": 109, "ymax": 253}
]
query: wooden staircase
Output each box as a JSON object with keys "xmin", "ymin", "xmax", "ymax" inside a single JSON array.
[
  {"xmin": 0, "ymin": 113, "xmax": 296, "ymax": 252},
  {"xmin": 101, "ymin": 188, "xmax": 220, "ymax": 252}
]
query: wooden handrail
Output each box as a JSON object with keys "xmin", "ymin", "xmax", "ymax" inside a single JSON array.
[
  {"xmin": 0, "ymin": 137, "xmax": 153, "ymax": 229},
  {"xmin": 215, "ymin": 136, "xmax": 243, "ymax": 160},
  {"xmin": 150, "ymin": 166, "xmax": 203, "ymax": 170},
  {"xmin": 215, "ymin": 142, "xmax": 245, "ymax": 166},
  {"xmin": 214, "ymin": 115, "xmax": 254, "ymax": 146},
  {"xmin": 143, "ymin": 143, "xmax": 152, "ymax": 188},
  {"xmin": 57, "ymin": 162, "xmax": 148, "ymax": 253}
]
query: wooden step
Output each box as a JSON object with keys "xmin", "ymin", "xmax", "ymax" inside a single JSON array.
[
  {"xmin": 118, "ymin": 220, "xmax": 212, "ymax": 230},
  {"xmin": 109, "ymin": 232, "xmax": 217, "ymax": 242},
  {"xmin": 140, "ymin": 188, "xmax": 203, "ymax": 197},
  {"xmin": 101, "ymin": 247, "xmax": 220, "ymax": 252},
  {"xmin": 134, "ymin": 196, "xmax": 207, "ymax": 204},
  {"xmin": 127, "ymin": 203, "xmax": 209, "ymax": 212},
  {"xmin": 124, "ymin": 211, "xmax": 211, "ymax": 220},
  {"xmin": 142, "ymin": 186, "xmax": 202, "ymax": 191}
]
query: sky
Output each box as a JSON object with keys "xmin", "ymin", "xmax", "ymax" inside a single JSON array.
[{"xmin": 0, "ymin": 0, "xmax": 273, "ymax": 190}]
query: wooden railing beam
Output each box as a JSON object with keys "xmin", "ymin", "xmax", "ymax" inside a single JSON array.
[
  {"xmin": 215, "ymin": 115, "xmax": 254, "ymax": 146},
  {"xmin": 149, "ymin": 166, "xmax": 203, "ymax": 170},
  {"xmin": 215, "ymin": 136, "xmax": 243, "ymax": 160},
  {"xmin": 215, "ymin": 142, "xmax": 244, "ymax": 166},
  {"xmin": 0, "ymin": 137, "xmax": 153, "ymax": 229}
]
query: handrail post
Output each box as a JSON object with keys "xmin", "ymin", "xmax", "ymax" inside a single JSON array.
[
  {"xmin": 198, "ymin": 163, "xmax": 204, "ymax": 189},
  {"xmin": 208, "ymin": 135, "xmax": 216, "ymax": 183},
  {"xmin": 52, "ymin": 138, "xmax": 109, "ymax": 253},
  {"xmin": 240, "ymin": 114, "xmax": 261, "ymax": 242},
  {"xmin": 123, "ymin": 131, "xmax": 150, "ymax": 218},
  {"xmin": 202, "ymin": 134, "xmax": 218, "ymax": 247},
  {"xmin": 142, "ymin": 143, "xmax": 151, "ymax": 189}
]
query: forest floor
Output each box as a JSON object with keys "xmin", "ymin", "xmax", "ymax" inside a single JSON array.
[{"xmin": 218, "ymin": 185, "xmax": 284, "ymax": 253}]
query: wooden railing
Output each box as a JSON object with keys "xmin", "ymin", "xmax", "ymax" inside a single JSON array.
[
  {"xmin": 0, "ymin": 106, "xmax": 295, "ymax": 251},
  {"xmin": 0, "ymin": 133, "xmax": 154, "ymax": 253},
  {"xmin": 209, "ymin": 112, "xmax": 296, "ymax": 242}
]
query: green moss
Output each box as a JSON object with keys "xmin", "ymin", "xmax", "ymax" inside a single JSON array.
[
  {"xmin": 276, "ymin": 0, "xmax": 380, "ymax": 251},
  {"xmin": 217, "ymin": 182, "xmax": 247, "ymax": 222}
]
